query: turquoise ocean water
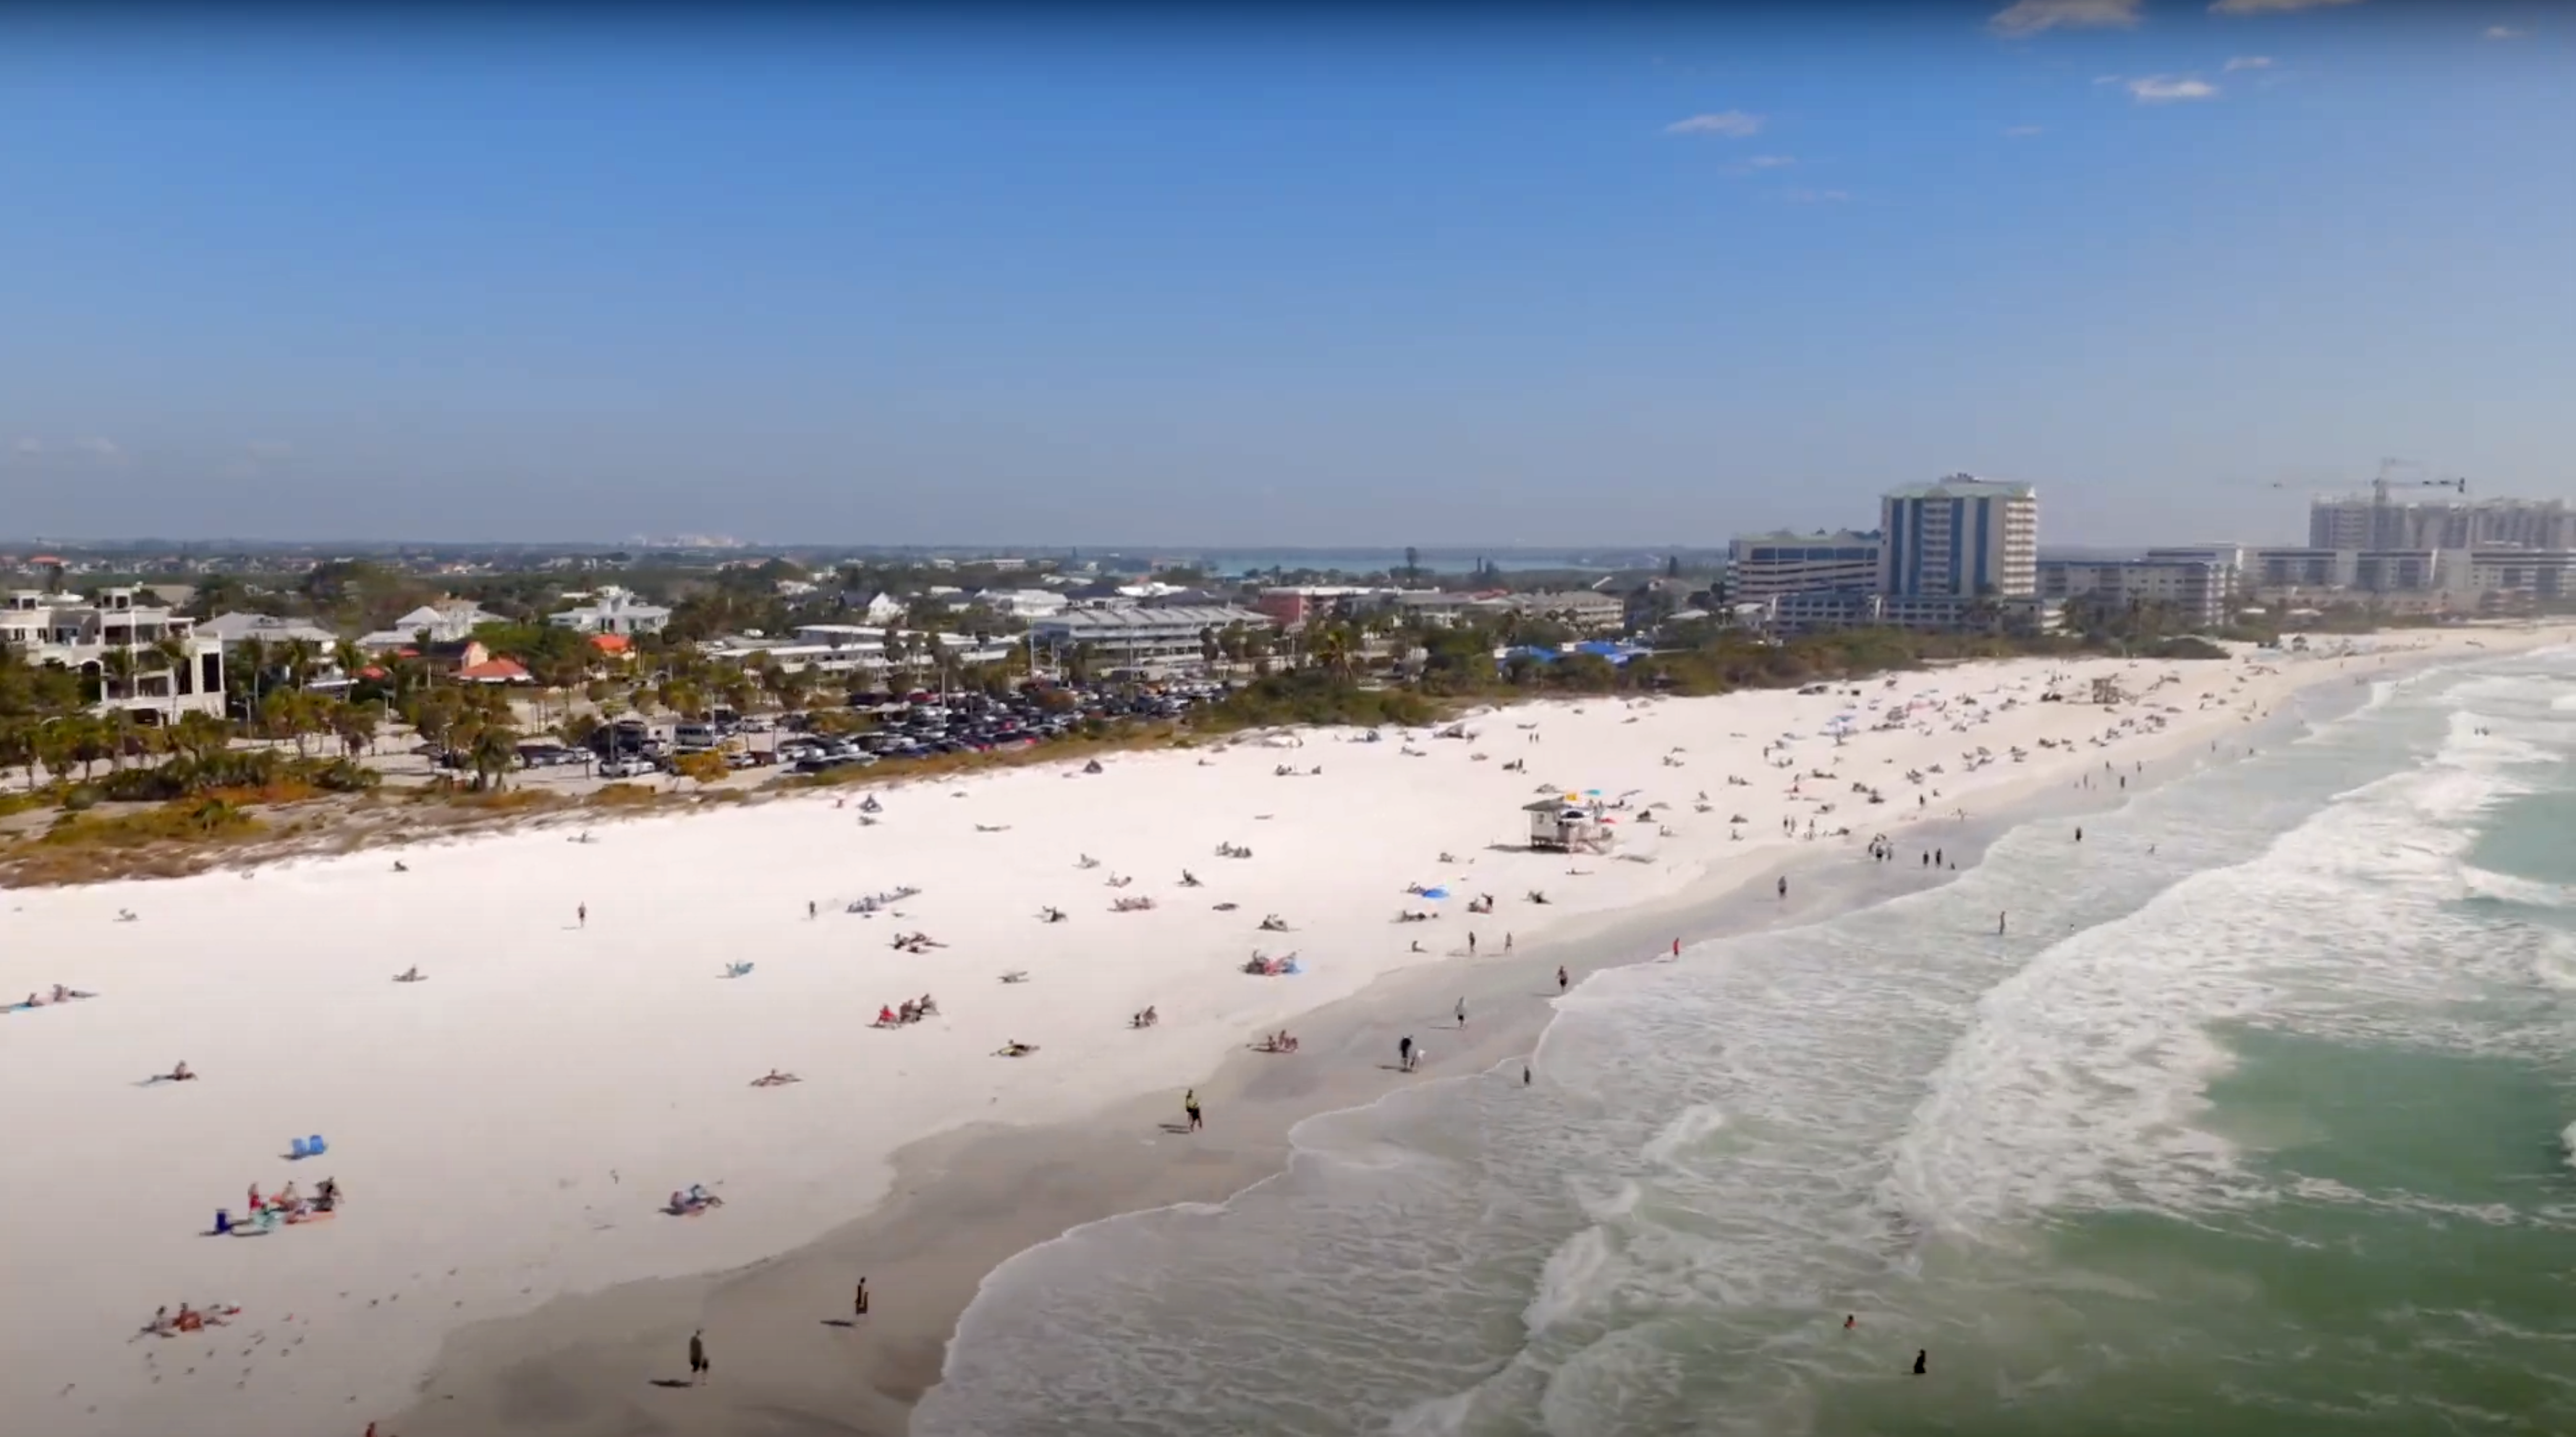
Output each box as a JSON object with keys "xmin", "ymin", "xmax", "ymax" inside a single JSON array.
[{"xmin": 915, "ymin": 648, "xmax": 2576, "ymax": 1437}]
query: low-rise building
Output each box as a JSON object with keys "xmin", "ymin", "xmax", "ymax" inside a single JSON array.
[
  {"xmin": 978, "ymin": 588, "xmax": 1069, "ymax": 619},
  {"xmin": 2036, "ymin": 559, "xmax": 2227, "ymax": 629},
  {"xmin": 1758, "ymin": 590, "xmax": 2059, "ymax": 635},
  {"xmin": 548, "ymin": 585, "xmax": 672, "ymax": 637},
  {"xmin": 1508, "ymin": 590, "xmax": 1626, "ymax": 632},
  {"xmin": 1727, "ymin": 531, "xmax": 1884, "ymax": 603},
  {"xmin": 1028, "ymin": 604, "xmax": 1275, "ymax": 675},
  {"xmin": 2465, "ymin": 548, "xmax": 2576, "ymax": 606},
  {"xmin": 1, "ymin": 586, "xmax": 228, "ymax": 720}
]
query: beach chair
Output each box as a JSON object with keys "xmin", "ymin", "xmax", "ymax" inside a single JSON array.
[
  {"xmin": 306, "ymin": 1134, "xmax": 326, "ymax": 1157},
  {"xmin": 289, "ymin": 1137, "xmax": 312, "ymax": 1159},
  {"xmin": 213, "ymin": 1208, "xmax": 233, "ymax": 1235}
]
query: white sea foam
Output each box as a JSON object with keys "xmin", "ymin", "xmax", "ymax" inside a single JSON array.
[
  {"xmin": 2564, "ymin": 1119, "xmax": 2576, "ymax": 1173},
  {"xmin": 916, "ymin": 645, "xmax": 2576, "ymax": 1437},
  {"xmin": 1887, "ymin": 669, "xmax": 2558, "ymax": 1234},
  {"xmin": 1639, "ymin": 1103, "xmax": 1726, "ymax": 1168},
  {"xmin": 1524, "ymin": 1225, "xmax": 1617, "ymax": 1335}
]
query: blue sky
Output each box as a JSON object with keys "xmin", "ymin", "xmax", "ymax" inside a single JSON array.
[{"xmin": 2, "ymin": 0, "xmax": 2568, "ymax": 548}]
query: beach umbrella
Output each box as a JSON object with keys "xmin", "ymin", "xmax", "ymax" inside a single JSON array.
[{"xmin": 1420, "ymin": 887, "xmax": 1449, "ymax": 900}]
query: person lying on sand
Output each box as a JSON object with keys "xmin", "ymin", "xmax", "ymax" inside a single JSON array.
[
  {"xmin": 392, "ymin": 860, "xmax": 409, "ymax": 873},
  {"xmin": 668, "ymin": 1186, "xmax": 725, "ymax": 1215},
  {"xmin": 1258, "ymin": 915, "xmax": 1289, "ymax": 932},
  {"xmin": 999, "ymin": 970, "xmax": 1030, "ymax": 983},
  {"xmin": 1077, "ymin": 853, "xmax": 1100, "ymax": 869},
  {"xmin": 877, "ymin": 1005, "xmax": 901, "ymax": 1026},
  {"xmin": 1179, "ymin": 870, "xmax": 1202, "ymax": 887},
  {"xmin": 995, "ymin": 1040, "xmax": 1039, "ymax": 1057},
  {"xmin": 750, "ymin": 1070, "xmax": 802, "ymax": 1087},
  {"xmin": 394, "ymin": 967, "xmax": 425, "ymax": 983},
  {"xmin": 159, "ymin": 1061, "xmax": 195, "ymax": 1082},
  {"xmin": 1039, "ymin": 907, "xmax": 1067, "ymax": 923},
  {"xmin": 1254, "ymin": 1030, "xmax": 1300, "ymax": 1053},
  {"xmin": 1130, "ymin": 1006, "xmax": 1158, "ymax": 1029},
  {"xmin": 116, "ymin": 908, "xmax": 138, "ymax": 923}
]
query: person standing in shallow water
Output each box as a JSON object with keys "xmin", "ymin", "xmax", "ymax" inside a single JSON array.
[
  {"xmin": 854, "ymin": 1278, "xmax": 870, "ymax": 1317},
  {"xmin": 1557, "ymin": 965, "xmax": 1569, "ymax": 993},
  {"xmin": 1912, "ymin": 1349, "xmax": 1927, "ymax": 1375},
  {"xmin": 689, "ymin": 1328, "xmax": 709, "ymax": 1385},
  {"xmin": 1183, "ymin": 1090, "xmax": 1203, "ymax": 1131}
]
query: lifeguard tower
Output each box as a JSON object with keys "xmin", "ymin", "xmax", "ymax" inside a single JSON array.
[{"xmin": 1524, "ymin": 797, "xmax": 1613, "ymax": 855}]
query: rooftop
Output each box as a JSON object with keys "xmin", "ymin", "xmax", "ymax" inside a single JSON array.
[
  {"xmin": 1885, "ymin": 474, "xmax": 2037, "ymax": 501},
  {"xmin": 1038, "ymin": 605, "xmax": 1271, "ymax": 630}
]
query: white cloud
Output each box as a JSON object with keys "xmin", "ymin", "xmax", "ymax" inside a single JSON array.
[
  {"xmin": 2092, "ymin": 74, "xmax": 2125, "ymax": 85},
  {"xmin": 2224, "ymin": 55, "xmax": 2274, "ymax": 70},
  {"xmin": 1666, "ymin": 111, "xmax": 1764, "ymax": 137},
  {"xmin": 1746, "ymin": 154, "xmax": 1797, "ymax": 168},
  {"xmin": 246, "ymin": 440, "xmax": 295, "ymax": 459},
  {"xmin": 2130, "ymin": 75, "xmax": 2220, "ymax": 102},
  {"xmin": 2209, "ymin": 0, "xmax": 2363, "ymax": 14},
  {"xmin": 1991, "ymin": 0, "xmax": 2143, "ymax": 36},
  {"xmin": 72, "ymin": 437, "xmax": 122, "ymax": 458},
  {"xmin": 12, "ymin": 438, "xmax": 42, "ymax": 456},
  {"xmin": 2004, "ymin": 124, "xmax": 2047, "ymax": 137},
  {"xmin": 1786, "ymin": 189, "xmax": 1851, "ymax": 204},
  {"xmin": 2484, "ymin": 25, "xmax": 2527, "ymax": 40}
]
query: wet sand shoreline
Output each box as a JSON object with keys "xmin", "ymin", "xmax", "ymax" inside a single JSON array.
[{"xmin": 388, "ymin": 700, "xmax": 2281, "ymax": 1437}]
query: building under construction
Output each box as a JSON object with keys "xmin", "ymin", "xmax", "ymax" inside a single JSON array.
[{"xmin": 2308, "ymin": 467, "xmax": 2572, "ymax": 551}]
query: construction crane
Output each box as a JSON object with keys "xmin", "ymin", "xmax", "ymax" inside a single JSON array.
[{"xmin": 2365, "ymin": 461, "xmax": 2470, "ymax": 549}]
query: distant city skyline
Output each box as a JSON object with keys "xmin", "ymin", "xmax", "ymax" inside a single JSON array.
[{"xmin": 4, "ymin": 1, "xmax": 2569, "ymax": 545}]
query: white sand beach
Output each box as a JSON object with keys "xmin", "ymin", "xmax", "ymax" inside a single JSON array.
[{"xmin": 1, "ymin": 632, "xmax": 2549, "ymax": 1436}]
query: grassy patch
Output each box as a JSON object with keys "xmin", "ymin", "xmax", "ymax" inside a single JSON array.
[{"xmin": 585, "ymin": 783, "xmax": 664, "ymax": 807}]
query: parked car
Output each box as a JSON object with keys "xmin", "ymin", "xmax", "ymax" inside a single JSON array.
[{"xmin": 598, "ymin": 756, "xmax": 658, "ymax": 779}]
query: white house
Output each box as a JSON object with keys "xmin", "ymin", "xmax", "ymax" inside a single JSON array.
[
  {"xmin": 1, "ymin": 586, "xmax": 228, "ymax": 721},
  {"xmin": 548, "ymin": 585, "xmax": 672, "ymax": 637},
  {"xmin": 978, "ymin": 588, "xmax": 1069, "ymax": 619},
  {"xmin": 358, "ymin": 597, "xmax": 505, "ymax": 650}
]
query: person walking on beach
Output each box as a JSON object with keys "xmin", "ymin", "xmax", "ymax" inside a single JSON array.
[
  {"xmin": 2074, "ymin": 826, "xmax": 2083, "ymax": 843},
  {"xmin": 689, "ymin": 1328, "xmax": 709, "ymax": 1385},
  {"xmin": 1912, "ymin": 1349, "xmax": 1927, "ymax": 1376},
  {"xmin": 1777, "ymin": 876, "xmax": 1788, "ymax": 900},
  {"xmin": 808, "ymin": 900, "xmax": 818, "ymax": 920},
  {"xmin": 1455, "ymin": 998, "xmax": 1467, "ymax": 1030},
  {"xmin": 1998, "ymin": 910, "xmax": 2008, "ymax": 936},
  {"xmin": 1557, "ymin": 965, "xmax": 1569, "ymax": 993},
  {"xmin": 854, "ymin": 1278, "xmax": 870, "ymax": 1317},
  {"xmin": 1183, "ymin": 1089, "xmax": 1203, "ymax": 1131},
  {"xmin": 1398, "ymin": 1035, "xmax": 1414, "ymax": 1071},
  {"xmin": 577, "ymin": 902, "xmax": 588, "ymax": 928},
  {"xmin": 1467, "ymin": 931, "xmax": 1478, "ymax": 956}
]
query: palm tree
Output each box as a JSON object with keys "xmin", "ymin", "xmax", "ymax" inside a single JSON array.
[
  {"xmin": 467, "ymin": 718, "xmax": 520, "ymax": 792},
  {"xmin": 232, "ymin": 635, "xmax": 270, "ymax": 714},
  {"xmin": 0, "ymin": 721, "xmax": 35, "ymax": 792},
  {"xmin": 152, "ymin": 635, "xmax": 193, "ymax": 724},
  {"xmin": 172, "ymin": 710, "xmax": 232, "ymax": 766},
  {"xmin": 282, "ymin": 637, "xmax": 319, "ymax": 691},
  {"xmin": 98, "ymin": 646, "xmax": 137, "ymax": 716}
]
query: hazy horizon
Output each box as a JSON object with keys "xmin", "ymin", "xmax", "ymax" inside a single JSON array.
[{"xmin": 5, "ymin": 0, "xmax": 2569, "ymax": 546}]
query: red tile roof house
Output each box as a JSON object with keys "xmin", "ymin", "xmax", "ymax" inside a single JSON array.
[{"xmin": 455, "ymin": 656, "xmax": 532, "ymax": 685}]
